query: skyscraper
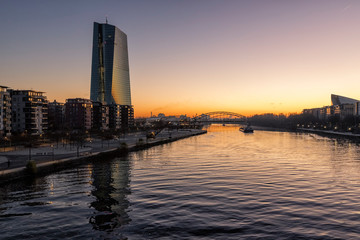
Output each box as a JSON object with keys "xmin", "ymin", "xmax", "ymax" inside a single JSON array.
[{"xmin": 90, "ymin": 22, "xmax": 132, "ymax": 106}]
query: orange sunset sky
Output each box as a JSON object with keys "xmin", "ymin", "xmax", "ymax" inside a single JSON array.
[{"xmin": 1, "ymin": 1, "xmax": 360, "ymax": 117}]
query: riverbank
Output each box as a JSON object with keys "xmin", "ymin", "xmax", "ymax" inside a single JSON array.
[
  {"xmin": 0, "ymin": 129, "xmax": 207, "ymax": 184},
  {"xmin": 256, "ymin": 126, "xmax": 360, "ymax": 140},
  {"xmin": 251, "ymin": 125, "xmax": 293, "ymax": 132},
  {"xmin": 298, "ymin": 128, "xmax": 360, "ymax": 140}
]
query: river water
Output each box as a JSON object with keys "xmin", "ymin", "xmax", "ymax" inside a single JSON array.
[{"xmin": 1, "ymin": 125, "xmax": 360, "ymax": 239}]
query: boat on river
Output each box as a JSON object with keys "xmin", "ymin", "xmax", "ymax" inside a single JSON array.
[{"xmin": 240, "ymin": 125, "xmax": 254, "ymax": 133}]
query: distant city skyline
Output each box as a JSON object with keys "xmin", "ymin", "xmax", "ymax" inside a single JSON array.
[{"xmin": 1, "ymin": 0, "xmax": 360, "ymax": 117}]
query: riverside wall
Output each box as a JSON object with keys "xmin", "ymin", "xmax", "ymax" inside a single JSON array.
[
  {"xmin": 298, "ymin": 128, "xmax": 360, "ymax": 140},
  {"xmin": 0, "ymin": 130, "xmax": 207, "ymax": 184}
]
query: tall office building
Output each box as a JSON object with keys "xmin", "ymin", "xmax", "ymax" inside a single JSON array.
[{"xmin": 90, "ymin": 22, "xmax": 132, "ymax": 106}]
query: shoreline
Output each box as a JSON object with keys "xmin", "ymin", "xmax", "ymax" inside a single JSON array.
[
  {"xmin": 247, "ymin": 125, "xmax": 360, "ymax": 141},
  {"xmin": 0, "ymin": 129, "xmax": 207, "ymax": 184},
  {"xmin": 297, "ymin": 128, "xmax": 360, "ymax": 140},
  {"xmin": 251, "ymin": 125, "xmax": 293, "ymax": 132}
]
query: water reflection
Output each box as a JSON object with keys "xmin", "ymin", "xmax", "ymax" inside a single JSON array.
[
  {"xmin": 2, "ymin": 126, "xmax": 360, "ymax": 239},
  {"xmin": 0, "ymin": 177, "xmax": 48, "ymax": 206},
  {"xmin": 203, "ymin": 124, "xmax": 241, "ymax": 132},
  {"xmin": 89, "ymin": 156, "xmax": 132, "ymax": 232}
]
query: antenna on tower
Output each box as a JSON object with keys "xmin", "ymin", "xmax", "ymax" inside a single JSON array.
[{"xmin": 106, "ymin": 17, "xmax": 108, "ymax": 24}]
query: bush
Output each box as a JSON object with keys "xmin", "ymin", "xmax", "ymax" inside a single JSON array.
[
  {"xmin": 120, "ymin": 142, "xmax": 128, "ymax": 150},
  {"xmin": 136, "ymin": 138, "xmax": 144, "ymax": 146},
  {"xmin": 26, "ymin": 160, "xmax": 37, "ymax": 175}
]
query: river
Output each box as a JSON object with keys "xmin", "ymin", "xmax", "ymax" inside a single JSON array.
[{"xmin": 1, "ymin": 125, "xmax": 360, "ymax": 239}]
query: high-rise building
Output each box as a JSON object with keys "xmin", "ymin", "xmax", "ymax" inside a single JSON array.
[
  {"xmin": 108, "ymin": 104, "xmax": 122, "ymax": 130},
  {"xmin": 92, "ymin": 102, "xmax": 109, "ymax": 131},
  {"xmin": 64, "ymin": 98, "xmax": 93, "ymax": 131},
  {"xmin": 90, "ymin": 22, "xmax": 134, "ymax": 130},
  {"xmin": 90, "ymin": 22, "xmax": 131, "ymax": 106},
  {"xmin": 10, "ymin": 90, "xmax": 48, "ymax": 135},
  {"xmin": 331, "ymin": 94, "xmax": 359, "ymax": 106},
  {"xmin": 48, "ymin": 100, "xmax": 65, "ymax": 131},
  {"xmin": 0, "ymin": 86, "xmax": 11, "ymax": 136},
  {"xmin": 120, "ymin": 105, "xmax": 134, "ymax": 130}
]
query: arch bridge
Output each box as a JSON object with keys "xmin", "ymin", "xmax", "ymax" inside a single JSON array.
[{"xmin": 196, "ymin": 111, "xmax": 247, "ymax": 123}]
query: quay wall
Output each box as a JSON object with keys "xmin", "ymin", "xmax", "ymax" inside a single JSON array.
[
  {"xmin": 298, "ymin": 128, "xmax": 360, "ymax": 140},
  {"xmin": 0, "ymin": 130, "xmax": 207, "ymax": 184}
]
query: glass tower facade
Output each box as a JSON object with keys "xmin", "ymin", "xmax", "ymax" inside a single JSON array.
[{"xmin": 90, "ymin": 22, "xmax": 132, "ymax": 106}]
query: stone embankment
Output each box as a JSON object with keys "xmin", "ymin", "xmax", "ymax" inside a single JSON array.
[
  {"xmin": 0, "ymin": 129, "xmax": 207, "ymax": 183},
  {"xmin": 298, "ymin": 128, "xmax": 360, "ymax": 140}
]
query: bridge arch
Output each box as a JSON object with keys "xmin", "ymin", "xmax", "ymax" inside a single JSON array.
[{"xmin": 196, "ymin": 111, "xmax": 247, "ymax": 123}]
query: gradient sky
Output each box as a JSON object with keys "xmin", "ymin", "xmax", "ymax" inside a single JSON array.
[{"xmin": 1, "ymin": 0, "xmax": 360, "ymax": 117}]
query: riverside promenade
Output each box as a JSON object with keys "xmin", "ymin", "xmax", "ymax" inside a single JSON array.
[
  {"xmin": 298, "ymin": 128, "xmax": 360, "ymax": 140},
  {"xmin": 0, "ymin": 129, "xmax": 206, "ymax": 183}
]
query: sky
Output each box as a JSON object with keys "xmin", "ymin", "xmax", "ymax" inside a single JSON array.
[{"xmin": 0, "ymin": 0, "xmax": 360, "ymax": 117}]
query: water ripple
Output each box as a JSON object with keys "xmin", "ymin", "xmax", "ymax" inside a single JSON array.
[{"xmin": 2, "ymin": 126, "xmax": 360, "ymax": 239}]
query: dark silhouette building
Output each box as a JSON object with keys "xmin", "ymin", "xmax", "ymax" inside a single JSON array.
[
  {"xmin": 93, "ymin": 102, "xmax": 109, "ymax": 131},
  {"xmin": 65, "ymin": 98, "xmax": 93, "ymax": 131},
  {"xmin": 10, "ymin": 90, "xmax": 48, "ymax": 135},
  {"xmin": 0, "ymin": 86, "xmax": 11, "ymax": 136},
  {"xmin": 48, "ymin": 100, "xmax": 65, "ymax": 131}
]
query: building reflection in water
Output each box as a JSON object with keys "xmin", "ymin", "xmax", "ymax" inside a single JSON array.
[
  {"xmin": 89, "ymin": 156, "xmax": 131, "ymax": 232},
  {"xmin": 0, "ymin": 176, "xmax": 48, "ymax": 205}
]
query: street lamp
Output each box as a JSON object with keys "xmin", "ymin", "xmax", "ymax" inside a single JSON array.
[
  {"xmin": 51, "ymin": 144, "xmax": 54, "ymax": 160},
  {"xmin": 28, "ymin": 144, "xmax": 32, "ymax": 161},
  {"xmin": 3, "ymin": 137, "xmax": 7, "ymax": 152}
]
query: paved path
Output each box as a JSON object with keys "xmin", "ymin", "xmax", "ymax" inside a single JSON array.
[
  {"xmin": 298, "ymin": 128, "xmax": 360, "ymax": 137},
  {"xmin": 0, "ymin": 129, "xmax": 203, "ymax": 170}
]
